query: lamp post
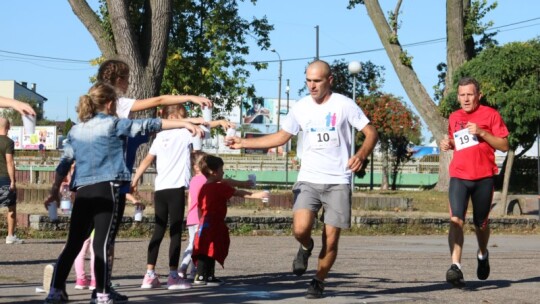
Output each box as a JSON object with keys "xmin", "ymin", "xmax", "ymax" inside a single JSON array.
[
  {"xmin": 271, "ymin": 49, "xmax": 282, "ymax": 131},
  {"xmin": 285, "ymin": 80, "xmax": 290, "ymax": 186},
  {"xmin": 348, "ymin": 61, "xmax": 362, "ymax": 191}
]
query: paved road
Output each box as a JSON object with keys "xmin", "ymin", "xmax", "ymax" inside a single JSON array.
[{"xmin": 1, "ymin": 235, "xmax": 540, "ymax": 303}]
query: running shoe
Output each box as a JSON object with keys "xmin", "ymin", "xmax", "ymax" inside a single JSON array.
[
  {"xmin": 141, "ymin": 273, "xmax": 161, "ymax": 289},
  {"xmin": 90, "ymin": 287, "xmax": 128, "ymax": 304},
  {"xmin": 43, "ymin": 264, "xmax": 55, "ymax": 294},
  {"xmin": 43, "ymin": 288, "xmax": 69, "ymax": 304},
  {"xmin": 477, "ymin": 250, "xmax": 490, "ymax": 280},
  {"xmin": 305, "ymin": 278, "xmax": 324, "ymax": 299},
  {"xmin": 193, "ymin": 274, "xmax": 207, "ymax": 286},
  {"xmin": 446, "ymin": 264, "xmax": 465, "ymax": 288},
  {"xmin": 167, "ymin": 275, "xmax": 192, "ymax": 290},
  {"xmin": 206, "ymin": 276, "xmax": 225, "ymax": 287},
  {"xmin": 292, "ymin": 238, "xmax": 313, "ymax": 276},
  {"xmin": 5, "ymin": 235, "xmax": 24, "ymax": 244},
  {"xmin": 74, "ymin": 277, "xmax": 90, "ymax": 290}
]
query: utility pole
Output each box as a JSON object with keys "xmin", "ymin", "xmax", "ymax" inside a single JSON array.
[{"xmin": 315, "ymin": 25, "xmax": 319, "ymax": 60}]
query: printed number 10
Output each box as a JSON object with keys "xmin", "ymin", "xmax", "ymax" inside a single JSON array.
[{"xmin": 317, "ymin": 133, "xmax": 330, "ymax": 142}]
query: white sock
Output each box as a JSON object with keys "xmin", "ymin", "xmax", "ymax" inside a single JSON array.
[
  {"xmin": 478, "ymin": 251, "xmax": 488, "ymax": 260},
  {"xmin": 453, "ymin": 263, "xmax": 462, "ymax": 270},
  {"xmin": 146, "ymin": 270, "xmax": 155, "ymax": 277}
]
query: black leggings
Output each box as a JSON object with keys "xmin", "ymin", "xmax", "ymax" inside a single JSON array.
[
  {"xmin": 449, "ymin": 177, "xmax": 494, "ymax": 228},
  {"xmin": 51, "ymin": 182, "xmax": 122, "ymax": 293},
  {"xmin": 194, "ymin": 254, "xmax": 216, "ymax": 278},
  {"xmin": 147, "ymin": 187, "xmax": 185, "ymax": 268}
]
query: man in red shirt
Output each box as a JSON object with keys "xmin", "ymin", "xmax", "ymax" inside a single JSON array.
[{"xmin": 440, "ymin": 77, "xmax": 509, "ymax": 287}]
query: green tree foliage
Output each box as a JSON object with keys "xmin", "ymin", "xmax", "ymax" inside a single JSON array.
[
  {"xmin": 358, "ymin": 94, "xmax": 422, "ymax": 189},
  {"xmin": 324, "ymin": 59, "xmax": 385, "ymax": 99},
  {"xmin": 440, "ymin": 39, "xmax": 540, "ymax": 152},
  {"xmin": 161, "ymin": 0, "xmax": 273, "ymax": 113},
  {"xmin": 63, "ymin": 118, "xmax": 74, "ymax": 135}
]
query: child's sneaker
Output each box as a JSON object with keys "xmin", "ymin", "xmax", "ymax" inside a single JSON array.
[
  {"xmin": 89, "ymin": 279, "xmax": 96, "ymax": 290},
  {"xmin": 74, "ymin": 277, "xmax": 90, "ymax": 290},
  {"xmin": 43, "ymin": 288, "xmax": 69, "ymax": 304},
  {"xmin": 167, "ymin": 275, "xmax": 192, "ymax": 290},
  {"xmin": 6, "ymin": 235, "xmax": 24, "ymax": 244},
  {"xmin": 141, "ymin": 273, "xmax": 161, "ymax": 289},
  {"xmin": 206, "ymin": 276, "xmax": 225, "ymax": 287},
  {"xmin": 43, "ymin": 264, "xmax": 55, "ymax": 294},
  {"xmin": 188, "ymin": 267, "xmax": 197, "ymax": 279},
  {"xmin": 193, "ymin": 274, "xmax": 207, "ymax": 286}
]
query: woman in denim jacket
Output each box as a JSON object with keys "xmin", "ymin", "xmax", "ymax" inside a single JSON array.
[{"xmin": 43, "ymin": 82, "xmax": 202, "ymax": 304}]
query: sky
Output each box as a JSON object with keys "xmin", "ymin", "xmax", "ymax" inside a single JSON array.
[{"xmin": 0, "ymin": 1, "xmax": 539, "ymax": 144}]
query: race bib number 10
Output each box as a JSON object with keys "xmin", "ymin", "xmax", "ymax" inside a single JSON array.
[
  {"xmin": 453, "ymin": 128, "xmax": 479, "ymax": 151},
  {"xmin": 308, "ymin": 127, "xmax": 339, "ymax": 149}
]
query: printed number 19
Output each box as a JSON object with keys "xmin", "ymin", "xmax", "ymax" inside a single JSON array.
[
  {"xmin": 459, "ymin": 135, "xmax": 469, "ymax": 145},
  {"xmin": 317, "ymin": 133, "xmax": 330, "ymax": 142}
]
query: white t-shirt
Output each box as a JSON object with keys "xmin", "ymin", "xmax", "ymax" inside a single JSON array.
[
  {"xmin": 281, "ymin": 93, "xmax": 370, "ymax": 184},
  {"xmin": 149, "ymin": 129, "xmax": 194, "ymax": 191},
  {"xmin": 116, "ymin": 97, "xmax": 136, "ymax": 119}
]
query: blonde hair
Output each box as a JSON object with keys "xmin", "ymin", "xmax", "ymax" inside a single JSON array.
[
  {"xmin": 190, "ymin": 151, "xmax": 207, "ymax": 174},
  {"xmin": 77, "ymin": 82, "xmax": 117, "ymax": 122},
  {"xmin": 160, "ymin": 104, "xmax": 188, "ymax": 119}
]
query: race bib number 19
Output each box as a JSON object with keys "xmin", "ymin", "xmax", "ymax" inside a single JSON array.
[
  {"xmin": 453, "ymin": 128, "xmax": 479, "ymax": 151},
  {"xmin": 308, "ymin": 127, "xmax": 339, "ymax": 149}
]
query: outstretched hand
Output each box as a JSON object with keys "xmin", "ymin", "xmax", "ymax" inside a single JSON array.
[
  {"xmin": 225, "ymin": 136, "xmax": 243, "ymax": 149},
  {"xmin": 191, "ymin": 96, "xmax": 212, "ymax": 108}
]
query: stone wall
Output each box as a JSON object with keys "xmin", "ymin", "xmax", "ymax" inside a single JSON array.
[{"xmin": 25, "ymin": 214, "xmax": 538, "ymax": 233}]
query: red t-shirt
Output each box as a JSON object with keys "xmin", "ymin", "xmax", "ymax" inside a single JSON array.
[
  {"xmin": 448, "ymin": 105, "xmax": 509, "ymax": 180},
  {"xmin": 192, "ymin": 181, "xmax": 236, "ymax": 266}
]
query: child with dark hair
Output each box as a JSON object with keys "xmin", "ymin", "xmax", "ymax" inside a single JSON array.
[{"xmin": 192, "ymin": 155, "xmax": 268, "ymax": 286}]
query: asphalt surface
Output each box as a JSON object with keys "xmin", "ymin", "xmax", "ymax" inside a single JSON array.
[{"xmin": 1, "ymin": 235, "xmax": 540, "ymax": 303}]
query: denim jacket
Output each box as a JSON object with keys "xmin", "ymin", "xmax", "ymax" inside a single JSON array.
[{"xmin": 56, "ymin": 112, "xmax": 162, "ymax": 190}]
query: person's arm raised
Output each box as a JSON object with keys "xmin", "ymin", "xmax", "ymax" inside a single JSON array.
[
  {"xmin": 227, "ymin": 129, "xmax": 292, "ymax": 150},
  {"xmin": 130, "ymin": 95, "xmax": 212, "ymax": 112}
]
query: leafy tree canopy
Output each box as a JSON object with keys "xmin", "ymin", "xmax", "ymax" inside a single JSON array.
[{"xmin": 441, "ymin": 38, "xmax": 540, "ymax": 151}]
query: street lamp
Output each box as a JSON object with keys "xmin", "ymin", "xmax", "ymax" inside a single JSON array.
[
  {"xmin": 348, "ymin": 61, "xmax": 362, "ymax": 191},
  {"xmin": 285, "ymin": 79, "xmax": 290, "ymax": 186},
  {"xmin": 271, "ymin": 49, "xmax": 282, "ymax": 132}
]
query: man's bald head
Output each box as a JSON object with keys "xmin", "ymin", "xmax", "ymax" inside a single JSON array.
[{"xmin": 307, "ymin": 60, "xmax": 332, "ymax": 78}]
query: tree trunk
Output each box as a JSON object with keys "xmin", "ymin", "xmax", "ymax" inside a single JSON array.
[
  {"xmin": 381, "ymin": 147, "xmax": 389, "ymax": 190},
  {"xmin": 444, "ymin": 0, "xmax": 468, "ymax": 96},
  {"xmin": 70, "ymin": 0, "xmax": 172, "ymax": 168},
  {"xmin": 363, "ymin": 0, "xmax": 450, "ymax": 190},
  {"xmin": 69, "ymin": 0, "xmax": 171, "ymax": 100},
  {"xmin": 500, "ymin": 149, "xmax": 515, "ymax": 215}
]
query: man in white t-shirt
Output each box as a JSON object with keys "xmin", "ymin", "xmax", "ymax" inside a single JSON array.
[{"xmin": 227, "ymin": 60, "xmax": 378, "ymax": 299}]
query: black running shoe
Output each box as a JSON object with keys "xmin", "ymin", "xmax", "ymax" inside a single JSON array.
[
  {"xmin": 446, "ymin": 264, "xmax": 465, "ymax": 288},
  {"xmin": 305, "ymin": 278, "xmax": 324, "ymax": 299},
  {"xmin": 477, "ymin": 250, "xmax": 490, "ymax": 280},
  {"xmin": 292, "ymin": 238, "xmax": 313, "ymax": 276},
  {"xmin": 90, "ymin": 287, "xmax": 128, "ymax": 304}
]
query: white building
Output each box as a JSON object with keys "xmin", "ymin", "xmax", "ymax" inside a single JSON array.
[{"xmin": 0, "ymin": 80, "xmax": 47, "ymax": 119}]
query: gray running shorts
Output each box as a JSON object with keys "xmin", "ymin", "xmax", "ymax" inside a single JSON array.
[{"xmin": 292, "ymin": 181, "xmax": 351, "ymax": 229}]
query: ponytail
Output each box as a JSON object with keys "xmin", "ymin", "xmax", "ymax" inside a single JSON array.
[{"xmin": 76, "ymin": 82, "xmax": 117, "ymax": 122}]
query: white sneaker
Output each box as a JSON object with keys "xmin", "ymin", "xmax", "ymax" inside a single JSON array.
[
  {"xmin": 5, "ymin": 235, "xmax": 24, "ymax": 244},
  {"xmin": 43, "ymin": 264, "xmax": 55, "ymax": 294}
]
